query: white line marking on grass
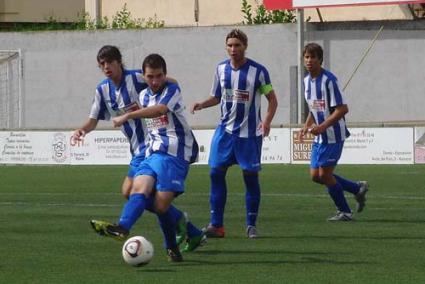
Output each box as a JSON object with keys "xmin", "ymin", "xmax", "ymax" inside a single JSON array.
[
  {"xmin": 1, "ymin": 192, "xmax": 425, "ymax": 200},
  {"xmin": 0, "ymin": 201, "xmax": 119, "ymax": 207}
]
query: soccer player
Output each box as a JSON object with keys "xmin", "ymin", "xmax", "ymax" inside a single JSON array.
[
  {"xmin": 91, "ymin": 53, "xmax": 204, "ymax": 261},
  {"xmin": 190, "ymin": 29, "xmax": 278, "ymax": 239},
  {"xmin": 75, "ymin": 46, "xmax": 202, "ymax": 255},
  {"xmin": 298, "ymin": 43, "xmax": 369, "ymax": 221}
]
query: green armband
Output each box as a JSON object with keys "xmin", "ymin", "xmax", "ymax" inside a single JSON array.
[{"xmin": 259, "ymin": 84, "xmax": 273, "ymax": 95}]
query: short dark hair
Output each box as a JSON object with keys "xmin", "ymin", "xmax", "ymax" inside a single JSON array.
[
  {"xmin": 303, "ymin": 43, "xmax": 323, "ymax": 64},
  {"xmin": 142, "ymin": 53, "xmax": 167, "ymax": 74},
  {"xmin": 226, "ymin": 28, "xmax": 248, "ymax": 46},
  {"xmin": 97, "ymin": 45, "xmax": 122, "ymax": 63}
]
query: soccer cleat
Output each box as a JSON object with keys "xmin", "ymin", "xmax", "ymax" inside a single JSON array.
[
  {"xmin": 181, "ymin": 233, "xmax": 207, "ymax": 252},
  {"xmin": 166, "ymin": 247, "xmax": 183, "ymax": 262},
  {"xmin": 327, "ymin": 211, "xmax": 353, "ymax": 222},
  {"xmin": 355, "ymin": 181, "xmax": 369, "ymax": 213},
  {"xmin": 90, "ymin": 220, "xmax": 129, "ymax": 241},
  {"xmin": 176, "ymin": 212, "xmax": 188, "ymax": 246},
  {"xmin": 246, "ymin": 225, "xmax": 258, "ymax": 239},
  {"xmin": 202, "ymin": 224, "xmax": 225, "ymax": 238}
]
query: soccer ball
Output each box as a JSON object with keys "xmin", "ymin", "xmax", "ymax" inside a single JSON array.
[{"xmin": 122, "ymin": 236, "xmax": 154, "ymax": 266}]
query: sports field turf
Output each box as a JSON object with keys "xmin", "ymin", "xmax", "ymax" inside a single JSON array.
[{"xmin": 1, "ymin": 164, "xmax": 424, "ymax": 283}]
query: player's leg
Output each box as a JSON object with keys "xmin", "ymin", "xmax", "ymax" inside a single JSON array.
[
  {"xmin": 121, "ymin": 176, "xmax": 132, "ymax": 199},
  {"xmin": 90, "ymin": 174, "xmax": 155, "ymax": 240},
  {"xmin": 312, "ymin": 142, "xmax": 352, "ymax": 221},
  {"xmin": 333, "ymin": 175, "xmax": 369, "ymax": 212},
  {"xmin": 242, "ymin": 170, "xmax": 260, "ymax": 238},
  {"xmin": 118, "ymin": 175, "xmax": 155, "ymax": 231},
  {"xmin": 149, "ymin": 153, "xmax": 200, "ymax": 261},
  {"xmin": 204, "ymin": 126, "xmax": 234, "ymax": 238},
  {"xmin": 154, "ymin": 191, "xmax": 183, "ymax": 261},
  {"xmin": 237, "ymin": 135, "xmax": 263, "ymax": 238}
]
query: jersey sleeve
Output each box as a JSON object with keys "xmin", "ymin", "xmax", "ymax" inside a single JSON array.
[
  {"xmin": 210, "ymin": 66, "xmax": 222, "ymax": 99},
  {"xmin": 89, "ymin": 87, "xmax": 110, "ymax": 121},
  {"xmin": 328, "ymin": 78, "xmax": 345, "ymax": 107},
  {"xmin": 158, "ymin": 83, "xmax": 183, "ymax": 112},
  {"xmin": 258, "ymin": 67, "xmax": 273, "ymax": 95}
]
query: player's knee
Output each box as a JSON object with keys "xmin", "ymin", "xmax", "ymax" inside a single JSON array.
[
  {"xmin": 242, "ymin": 170, "xmax": 258, "ymax": 177},
  {"xmin": 311, "ymin": 174, "xmax": 323, "ymax": 184},
  {"xmin": 210, "ymin": 167, "xmax": 227, "ymax": 179},
  {"xmin": 154, "ymin": 203, "xmax": 169, "ymax": 214}
]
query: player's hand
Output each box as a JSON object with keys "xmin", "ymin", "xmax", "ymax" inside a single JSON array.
[
  {"xmin": 72, "ymin": 129, "xmax": 85, "ymax": 142},
  {"xmin": 190, "ymin": 103, "xmax": 202, "ymax": 114},
  {"xmin": 310, "ymin": 124, "xmax": 325, "ymax": 136},
  {"xmin": 297, "ymin": 126, "xmax": 310, "ymax": 142},
  {"xmin": 260, "ymin": 122, "xmax": 271, "ymax": 137},
  {"xmin": 113, "ymin": 114, "xmax": 128, "ymax": 127}
]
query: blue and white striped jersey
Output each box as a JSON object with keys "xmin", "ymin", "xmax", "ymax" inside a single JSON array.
[
  {"xmin": 89, "ymin": 69, "xmax": 148, "ymax": 156},
  {"xmin": 304, "ymin": 69, "xmax": 350, "ymax": 144},
  {"xmin": 211, "ymin": 58, "xmax": 273, "ymax": 138},
  {"xmin": 140, "ymin": 82, "xmax": 199, "ymax": 164}
]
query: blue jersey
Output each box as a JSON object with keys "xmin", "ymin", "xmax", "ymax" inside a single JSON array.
[
  {"xmin": 140, "ymin": 82, "xmax": 199, "ymax": 164},
  {"xmin": 89, "ymin": 69, "xmax": 148, "ymax": 156},
  {"xmin": 304, "ymin": 69, "xmax": 350, "ymax": 144},
  {"xmin": 211, "ymin": 58, "xmax": 273, "ymax": 138}
]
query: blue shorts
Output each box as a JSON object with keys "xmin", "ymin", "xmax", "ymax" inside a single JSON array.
[
  {"xmin": 310, "ymin": 142, "xmax": 344, "ymax": 169},
  {"xmin": 127, "ymin": 154, "xmax": 145, "ymax": 178},
  {"xmin": 208, "ymin": 126, "xmax": 262, "ymax": 172},
  {"xmin": 135, "ymin": 153, "xmax": 189, "ymax": 193}
]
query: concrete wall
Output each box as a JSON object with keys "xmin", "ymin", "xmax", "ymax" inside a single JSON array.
[
  {"xmin": 0, "ymin": 0, "xmax": 85, "ymax": 22},
  {"xmin": 0, "ymin": 21, "xmax": 423, "ymax": 130}
]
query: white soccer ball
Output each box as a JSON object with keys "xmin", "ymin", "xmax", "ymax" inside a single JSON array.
[{"xmin": 122, "ymin": 236, "xmax": 154, "ymax": 266}]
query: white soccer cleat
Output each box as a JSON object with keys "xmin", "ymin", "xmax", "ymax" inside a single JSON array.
[
  {"xmin": 327, "ymin": 211, "xmax": 353, "ymax": 221},
  {"xmin": 355, "ymin": 181, "xmax": 369, "ymax": 213},
  {"xmin": 246, "ymin": 225, "xmax": 258, "ymax": 238}
]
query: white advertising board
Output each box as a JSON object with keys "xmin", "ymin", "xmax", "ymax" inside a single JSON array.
[
  {"xmin": 0, "ymin": 128, "xmax": 414, "ymax": 165},
  {"xmin": 340, "ymin": 128, "xmax": 413, "ymax": 164},
  {"xmin": 192, "ymin": 129, "xmax": 214, "ymax": 165},
  {"xmin": 0, "ymin": 131, "xmax": 70, "ymax": 164},
  {"xmin": 293, "ymin": 0, "xmax": 424, "ymax": 8},
  {"xmin": 261, "ymin": 128, "xmax": 291, "ymax": 164},
  {"xmin": 69, "ymin": 131, "xmax": 131, "ymax": 165},
  {"xmin": 291, "ymin": 128, "xmax": 414, "ymax": 164}
]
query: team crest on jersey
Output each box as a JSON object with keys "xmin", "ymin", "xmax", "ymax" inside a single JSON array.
[
  {"xmin": 310, "ymin": 100, "xmax": 326, "ymax": 111},
  {"xmin": 145, "ymin": 115, "xmax": 169, "ymax": 130}
]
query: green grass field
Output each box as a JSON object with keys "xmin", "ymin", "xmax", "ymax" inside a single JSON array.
[{"xmin": 1, "ymin": 164, "xmax": 424, "ymax": 283}]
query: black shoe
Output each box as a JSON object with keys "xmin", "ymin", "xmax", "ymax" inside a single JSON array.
[
  {"xmin": 105, "ymin": 224, "xmax": 129, "ymax": 241},
  {"xmin": 167, "ymin": 247, "xmax": 183, "ymax": 262}
]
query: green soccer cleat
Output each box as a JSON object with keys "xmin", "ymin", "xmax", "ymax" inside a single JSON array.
[
  {"xmin": 90, "ymin": 220, "xmax": 129, "ymax": 241},
  {"xmin": 181, "ymin": 233, "xmax": 207, "ymax": 252},
  {"xmin": 176, "ymin": 212, "xmax": 188, "ymax": 246}
]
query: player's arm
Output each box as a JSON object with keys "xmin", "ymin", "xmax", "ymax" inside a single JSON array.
[
  {"xmin": 260, "ymin": 90, "xmax": 278, "ymax": 137},
  {"xmin": 298, "ymin": 112, "xmax": 315, "ymax": 142},
  {"xmin": 112, "ymin": 104, "xmax": 169, "ymax": 127},
  {"xmin": 190, "ymin": 96, "xmax": 221, "ymax": 114},
  {"xmin": 310, "ymin": 105, "xmax": 348, "ymax": 135},
  {"xmin": 73, "ymin": 118, "xmax": 98, "ymax": 141}
]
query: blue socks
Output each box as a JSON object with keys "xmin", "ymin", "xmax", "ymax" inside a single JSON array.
[
  {"xmin": 118, "ymin": 193, "xmax": 146, "ymax": 231},
  {"xmin": 209, "ymin": 167, "xmax": 227, "ymax": 227},
  {"xmin": 157, "ymin": 210, "xmax": 177, "ymax": 249},
  {"xmin": 333, "ymin": 174, "xmax": 360, "ymax": 195},
  {"xmin": 243, "ymin": 173, "xmax": 261, "ymax": 227},
  {"xmin": 327, "ymin": 183, "xmax": 351, "ymax": 213}
]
